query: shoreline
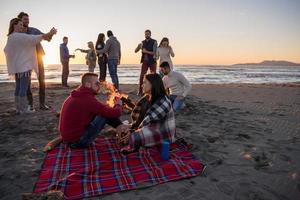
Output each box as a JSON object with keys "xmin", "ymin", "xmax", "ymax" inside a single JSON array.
[{"xmin": 1, "ymin": 81, "xmax": 300, "ymax": 87}]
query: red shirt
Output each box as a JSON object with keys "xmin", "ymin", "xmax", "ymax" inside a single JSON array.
[{"xmin": 59, "ymin": 86, "xmax": 122, "ymax": 142}]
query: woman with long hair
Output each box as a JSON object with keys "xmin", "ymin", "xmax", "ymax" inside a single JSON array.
[
  {"xmin": 157, "ymin": 37, "xmax": 175, "ymax": 70},
  {"xmin": 4, "ymin": 18, "xmax": 56, "ymax": 114},
  {"xmin": 75, "ymin": 41, "xmax": 97, "ymax": 72},
  {"xmin": 118, "ymin": 73, "xmax": 176, "ymax": 153},
  {"xmin": 95, "ymin": 33, "xmax": 108, "ymax": 82}
]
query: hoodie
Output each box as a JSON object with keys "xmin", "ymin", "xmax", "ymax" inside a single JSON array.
[{"xmin": 59, "ymin": 86, "xmax": 122, "ymax": 142}]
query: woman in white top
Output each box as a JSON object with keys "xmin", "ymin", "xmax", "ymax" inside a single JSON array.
[
  {"xmin": 4, "ymin": 18, "xmax": 56, "ymax": 114},
  {"xmin": 156, "ymin": 37, "xmax": 175, "ymax": 70}
]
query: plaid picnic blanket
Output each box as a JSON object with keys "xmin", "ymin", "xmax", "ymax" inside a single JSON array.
[{"xmin": 34, "ymin": 137, "xmax": 205, "ymax": 200}]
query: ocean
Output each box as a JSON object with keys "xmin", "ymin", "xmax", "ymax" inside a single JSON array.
[{"xmin": 0, "ymin": 64, "xmax": 299, "ymax": 84}]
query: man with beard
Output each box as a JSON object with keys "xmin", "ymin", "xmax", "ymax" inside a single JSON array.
[
  {"xmin": 135, "ymin": 29, "xmax": 158, "ymax": 96},
  {"xmin": 17, "ymin": 12, "xmax": 52, "ymax": 110},
  {"xmin": 59, "ymin": 73, "xmax": 128, "ymax": 148}
]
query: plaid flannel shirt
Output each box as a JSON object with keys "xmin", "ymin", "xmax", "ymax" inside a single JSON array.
[
  {"xmin": 130, "ymin": 95, "xmax": 151, "ymax": 130},
  {"xmin": 129, "ymin": 95, "xmax": 176, "ymax": 149}
]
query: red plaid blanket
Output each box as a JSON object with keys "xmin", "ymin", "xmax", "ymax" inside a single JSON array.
[{"xmin": 34, "ymin": 137, "xmax": 205, "ymax": 199}]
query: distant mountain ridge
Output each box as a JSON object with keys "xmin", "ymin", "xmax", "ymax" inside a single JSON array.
[{"xmin": 233, "ymin": 60, "xmax": 300, "ymax": 66}]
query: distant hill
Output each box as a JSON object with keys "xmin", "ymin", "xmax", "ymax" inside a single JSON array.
[{"xmin": 233, "ymin": 60, "xmax": 300, "ymax": 66}]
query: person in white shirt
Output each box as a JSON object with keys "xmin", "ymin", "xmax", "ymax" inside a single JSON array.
[
  {"xmin": 160, "ymin": 61, "xmax": 192, "ymax": 112},
  {"xmin": 156, "ymin": 37, "xmax": 175, "ymax": 70},
  {"xmin": 4, "ymin": 18, "xmax": 57, "ymax": 114}
]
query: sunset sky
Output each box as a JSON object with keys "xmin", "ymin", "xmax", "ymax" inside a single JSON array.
[{"xmin": 0, "ymin": 0, "xmax": 299, "ymax": 66}]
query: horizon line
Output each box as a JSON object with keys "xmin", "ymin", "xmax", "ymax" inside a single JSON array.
[{"xmin": 1, "ymin": 60, "xmax": 300, "ymax": 66}]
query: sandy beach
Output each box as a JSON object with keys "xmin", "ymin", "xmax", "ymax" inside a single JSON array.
[{"xmin": 0, "ymin": 82, "xmax": 299, "ymax": 200}]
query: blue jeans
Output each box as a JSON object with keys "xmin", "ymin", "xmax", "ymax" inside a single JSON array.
[
  {"xmin": 15, "ymin": 73, "xmax": 31, "ymax": 97},
  {"xmin": 170, "ymin": 95, "xmax": 185, "ymax": 112},
  {"xmin": 70, "ymin": 116, "xmax": 107, "ymax": 148},
  {"xmin": 108, "ymin": 59, "xmax": 119, "ymax": 89},
  {"xmin": 69, "ymin": 116, "xmax": 122, "ymax": 148}
]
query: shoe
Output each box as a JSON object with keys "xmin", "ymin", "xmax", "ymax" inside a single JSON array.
[
  {"xmin": 20, "ymin": 106, "xmax": 35, "ymax": 114},
  {"xmin": 19, "ymin": 97, "xmax": 35, "ymax": 114},
  {"xmin": 40, "ymin": 104, "xmax": 50, "ymax": 110},
  {"xmin": 27, "ymin": 106, "xmax": 36, "ymax": 113},
  {"xmin": 62, "ymin": 85, "xmax": 70, "ymax": 88},
  {"xmin": 28, "ymin": 105, "xmax": 36, "ymax": 112}
]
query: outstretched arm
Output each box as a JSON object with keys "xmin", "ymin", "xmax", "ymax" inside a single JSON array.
[
  {"xmin": 75, "ymin": 48, "xmax": 89, "ymax": 53},
  {"xmin": 135, "ymin": 43, "xmax": 142, "ymax": 53},
  {"xmin": 42, "ymin": 28, "xmax": 57, "ymax": 41}
]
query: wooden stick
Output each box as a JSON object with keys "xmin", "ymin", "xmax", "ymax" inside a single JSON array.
[{"xmin": 43, "ymin": 137, "xmax": 62, "ymax": 152}]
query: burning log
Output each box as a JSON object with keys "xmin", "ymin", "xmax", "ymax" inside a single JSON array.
[
  {"xmin": 103, "ymin": 82, "xmax": 135, "ymax": 111},
  {"xmin": 121, "ymin": 96, "xmax": 135, "ymax": 110}
]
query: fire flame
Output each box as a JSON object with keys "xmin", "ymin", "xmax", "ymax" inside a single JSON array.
[{"xmin": 102, "ymin": 82, "xmax": 130, "ymax": 109}]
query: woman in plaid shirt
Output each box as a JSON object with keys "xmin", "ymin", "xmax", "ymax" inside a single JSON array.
[{"xmin": 120, "ymin": 73, "xmax": 176, "ymax": 153}]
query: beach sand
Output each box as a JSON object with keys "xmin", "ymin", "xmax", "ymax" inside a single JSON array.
[{"xmin": 0, "ymin": 82, "xmax": 299, "ymax": 200}]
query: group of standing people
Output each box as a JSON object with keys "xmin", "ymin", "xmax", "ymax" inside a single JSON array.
[
  {"xmin": 60, "ymin": 31, "xmax": 121, "ymax": 90},
  {"xmin": 4, "ymin": 10, "xmax": 191, "ymax": 116}
]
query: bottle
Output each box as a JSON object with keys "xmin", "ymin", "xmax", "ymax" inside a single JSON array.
[{"xmin": 161, "ymin": 140, "xmax": 170, "ymax": 161}]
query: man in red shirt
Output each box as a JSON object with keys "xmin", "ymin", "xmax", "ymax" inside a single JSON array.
[{"xmin": 59, "ymin": 72, "xmax": 126, "ymax": 148}]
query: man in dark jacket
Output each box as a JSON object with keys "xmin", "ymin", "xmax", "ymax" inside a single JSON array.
[
  {"xmin": 135, "ymin": 29, "xmax": 157, "ymax": 95},
  {"xmin": 59, "ymin": 72, "xmax": 127, "ymax": 148}
]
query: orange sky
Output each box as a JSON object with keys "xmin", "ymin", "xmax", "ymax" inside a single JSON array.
[{"xmin": 1, "ymin": 0, "xmax": 300, "ymax": 66}]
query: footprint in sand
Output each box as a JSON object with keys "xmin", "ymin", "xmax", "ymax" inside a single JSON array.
[
  {"xmin": 206, "ymin": 136, "xmax": 220, "ymax": 143},
  {"xmin": 217, "ymin": 182, "xmax": 234, "ymax": 196},
  {"xmin": 236, "ymin": 133, "xmax": 251, "ymax": 140},
  {"xmin": 234, "ymin": 187, "xmax": 273, "ymax": 200},
  {"xmin": 253, "ymin": 152, "xmax": 271, "ymax": 170}
]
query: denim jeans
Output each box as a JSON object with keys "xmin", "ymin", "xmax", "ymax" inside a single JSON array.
[
  {"xmin": 108, "ymin": 59, "xmax": 119, "ymax": 89},
  {"xmin": 69, "ymin": 116, "xmax": 122, "ymax": 148},
  {"xmin": 169, "ymin": 95, "xmax": 185, "ymax": 112},
  {"xmin": 70, "ymin": 116, "xmax": 107, "ymax": 148},
  {"xmin": 15, "ymin": 72, "xmax": 31, "ymax": 97}
]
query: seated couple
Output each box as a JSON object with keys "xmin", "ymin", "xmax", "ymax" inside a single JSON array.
[{"xmin": 59, "ymin": 72, "xmax": 176, "ymax": 152}]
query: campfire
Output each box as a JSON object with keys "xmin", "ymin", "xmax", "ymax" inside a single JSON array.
[{"xmin": 101, "ymin": 82, "xmax": 135, "ymax": 111}]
